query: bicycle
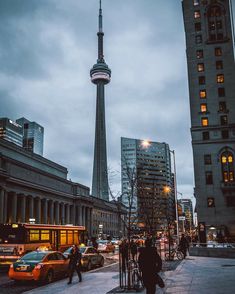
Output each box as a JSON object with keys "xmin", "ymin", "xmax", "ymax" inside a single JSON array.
[
  {"xmin": 128, "ymin": 259, "xmax": 144, "ymax": 291},
  {"xmin": 165, "ymin": 247, "xmax": 184, "ymax": 261}
]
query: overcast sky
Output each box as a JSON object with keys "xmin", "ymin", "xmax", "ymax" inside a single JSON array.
[{"xmin": 1, "ymin": 0, "xmax": 233, "ymax": 202}]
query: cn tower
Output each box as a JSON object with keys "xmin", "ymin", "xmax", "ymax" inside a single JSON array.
[{"xmin": 90, "ymin": 0, "xmax": 111, "ymax": 201}]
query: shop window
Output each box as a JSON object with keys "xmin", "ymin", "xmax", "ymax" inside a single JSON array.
[
  {"xmin": 204, "ymin": 154, "xmax": 212, "ymax": 165},
  {"xmin": 218, "ymin": 87, "xmax": 225, "ymax": 97},
  {"xmin": 200, "ymin": 89, "xmax": 206, "ymax": 98},
  {"xmin": 195, "ymin": 35, "xmax": 202, "ymax": 44},
  {"xmin": 217, "ymin": 74, "xmax": 224, "ymax": 83},
  {"xmin": 200, "ymin": 103, "xmax": 207, "ymax": 113},
  {"xmin": 215, "ymin": 47, "xmax": 222, "ymax": 56},
  {"xmin": 216, "ymin": 60, "xmax": 223, "ymax": 70},
  {"xmin": 197, "ymin": 63, "xmax": 204, "ymax": 72},
  {"xmin": 221, "ymin": 130, "xmax": 229, "ymax": 139},
  {"xmin": 201, "ymin": 117, "xmax": 208, "ymax": 126},
  {"xmin": 206, "ymin": 171, "xmax": 213, "ymax": 184},
  {"xmin": 199, "ymin": 76, "xmax": 205, "ymax": 84},
  {"xmin": 196, "ymin": 49, "xmax": 204, "ymax": 59},
  {"xmin": 207, "ymin": 197, "xmax": 215, "ymax": 207},
  {"xmin": 220, "ymin": 115, "xmax": 228, "ymax": 125},
  {"xmin": 202, "ymin": 131, "xmax": 210, "ymax": 140},
  {"xmin": 195, "ymin": 22, "xmax": 201, "ymax": 32},
  {"xmin": 194, "ymin": 10, "xmax": 201, "ymax": 19},
  {"xmin": 221, "ymin": 151, "xmax": 234, "ymax": 183}
]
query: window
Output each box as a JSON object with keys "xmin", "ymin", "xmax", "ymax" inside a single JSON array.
[
  {"xmin": 200, "ymin": 89, "xmax": 207, "ymax": 99},
  {"xmin": 197, "ymin": 63, "xmax": 204, "ymax": 72},
  {"xmin": 41, "ymin": 230, "xmax": 50, "ymax": 241},
  {"xmin": 199, "ymin": 76, "xmax": 205, "ymax": 84},
  {"xmin": 221, "ymin": 151, "xmax": 234, "ymax": 183},
  {"xmin": 221, "ymin": 130, "xmax": 229, "ymax": 139},
  {"xmin": 29, "ymin": 230, "xmax": 40, "ymax": 242},
  {"xmin": 204, "ymin": 154, "xmax": 212, "ymax": 165},
  {"xmin": 220, "ymin": 115, "xmax": 228, "ymax": 125},
  {"xmin": 215, "ymin": 47, "xmax": 222, "ymax": 56},
  {"xmin": 219, "ymin": 101, "xmax": 227, "ymax": 112},
  {"xmin": 226, "ymin": 197, "xmax": 235, "ymax": 207},
  {"xmin": 195, "ymin": 35, "xmax": 202, "ymax": 44},
  {"xmin": 217, "ymin": 74, "xmax": 224, "ymax": 83},
  {"xmin": 216, "ymin": 60, "xmax": 223, "ymax": 70},
  {"xmin": 206, "ymin": 171, "xmax": 213, "ymax": 184},
  {"xmin": 207, "ymin": 197, "xmax": 215, "ymax": 207},
  {"xmin": 194, "ymin": 0, "xmax": 200, "ymax": 5},
  {"xmin": 218, "ymin": 87, "xmax": 225, "ymax": 97},
  {"xmin": 200, "ymin": 103, "xmax": 207, "ymax": 113},
  {"xmin": 207, "ymin": 5, "xmax": 227, "ymax": 43},
  {"xmin": 195, "ymin": 22, "xmax": 201, "ymax": 31},
  {"xmin": 194, "ymin": 10, "xmax": 201, "ymax": 19},
  {"xmin": 201, "ymin": 117, "xmax": 208, "ymax": 126},
  {"xmin": 202, "ymin": 131, "xmax": 210, "ymax": 140},
  {"xmin": 196, "ymin": 50, "xmax": 204, "ymax": 59}
]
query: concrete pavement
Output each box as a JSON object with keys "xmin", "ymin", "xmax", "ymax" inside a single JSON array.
[{"xmin": 24, "ymin": 257, "xmax": 235, "ymax": 294}]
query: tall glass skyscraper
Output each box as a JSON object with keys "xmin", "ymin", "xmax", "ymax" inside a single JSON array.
[{"xmin": 0, "ymin": 118, "xmax": 23, "ymax": 147}]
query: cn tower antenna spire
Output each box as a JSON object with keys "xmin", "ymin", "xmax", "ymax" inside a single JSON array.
[{"xmin": 97, "ymin": 0, "xmax": 104, "ymax": 61}]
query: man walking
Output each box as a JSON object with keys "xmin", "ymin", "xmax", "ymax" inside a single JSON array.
[
  {"xmin": 67, "ymin": 244, "xmax": 82, "ymax": 284},
  {"xmin": 179, "ymin": 234, "xmax": 189, "ymax": 259}
]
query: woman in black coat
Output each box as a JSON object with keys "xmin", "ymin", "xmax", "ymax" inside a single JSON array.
[{"xmin": 138, "ymin": 238, "xmax": 162, "ymax": 294}]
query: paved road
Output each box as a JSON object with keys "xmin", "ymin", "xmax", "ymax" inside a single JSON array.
[{"xmin": 0, "ymin": 253, "xmax": 118, "ymax": 294}]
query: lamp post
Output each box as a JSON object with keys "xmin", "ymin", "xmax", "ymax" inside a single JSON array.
[{"xmin": 170, "ymin": 150, "xmax": 179, "ymax": 244}]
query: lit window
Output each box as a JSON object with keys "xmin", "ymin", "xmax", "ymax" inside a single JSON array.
[
  {"xmin": 220, "ymin": 115, "xmax": 228, "ymax": 125},
  {"xmin": 194, "ymin": 0, "xmax": 200, "ymax": 5},
  {"xmin": 217, "ymin": 74, "xmax": 224, "ymax": 83},
  {"xmin": 221, "ymin": 152, "xmax": 234, "ymax": 183},
  {"xmin": 194, "ymin": 10, "xmax": 201, "ymax": 19},
  {"xmin": 197, "ymin": 63, "xmax": 204, "ymax": 72},
  {"xmin": 200, "ymin": 104, "xmax": 207, "ymax": 112},
  {"xmin": 200, "ymin": 89, "xmax": 206, "ymax": 98},
  {"xmin": 207, "ymin": 197, "xmax": 215, "ymax": 207},
  {"xmin": 201, "ymin": 117, "xmax": 208, "ymax": 126},
  {"xmin": 199, "ymin": 76, "xmax": 205, "ymax": 85},
  {"xmin": 216, "ymin": 60, "xmax": 223, "ymax": 70},
  {"xmin": 196, "ymin": 50, "xmax": 203, "ymax": 59},
  {"xmin": 215, "ymin": 47, "xmax": 222, "ymax": 56}
]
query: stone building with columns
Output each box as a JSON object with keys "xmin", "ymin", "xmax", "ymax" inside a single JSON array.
[{"xmin": 0, "ymin": 138, "xmax": 126, "ymax": 239}]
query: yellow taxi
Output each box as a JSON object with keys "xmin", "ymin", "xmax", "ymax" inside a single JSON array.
[
  {"xmin": 8, "ymin": 251, "xmax": 69, "ymax": 283},
  {"xmin": 97, "ymin": 240, "xmax": 115, "ymax": 253}
]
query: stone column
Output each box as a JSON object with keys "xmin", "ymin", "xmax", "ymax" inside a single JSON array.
[
  {"xmin": 11, "ymin": 192, "xmax": 17, "ymax": 223},
  {"xmin": 89, "ymin": 208, "xmax": 93, "ymax": 237},
  {"xmin": 20, "ymin": 194, "xmax": 26, "ymax": 223},
  {"xmin": 29, "ymin": 196, "xmax": 34, "ymax": 220},
  {"xmin": 65, "ymin": 204, "xmax": 70, "ymax": 224},
  {"xmin": 61, "ymin": 203, "xmax": 65, "ymax": 225},
  {"xmin": 71, "ymin": 205, "xmax": 76, "ymax": 225},
  {"xmin": 55, "ymin": 202, "xmax": 60, "ymax": 225},
  {"xmin": 78, "ymin": 205, "xmax": 82, "ymax": 225},
  {"xmin": 0, "ymin": 188, "xmax": 4, "ymax": 224},
  {"xmin": 3, "ymin": 191, "xmax": 8, "ymax": 223},
  {"xmin": 42, "ymin": 199, "xmax": 48, "ymax": 224},
  {"xmin": 49, "ymin": 200, "xmax": 54, "ymax": 224},
  {"xmin": 35, "ymin": 198, "xmax": 41, "ymax": 224}
]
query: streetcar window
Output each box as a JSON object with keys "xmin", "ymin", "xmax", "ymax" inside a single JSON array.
[
  {"xmin": 60, "ymin": 230, "xmax": 67, "ymax": 245},
  {"xmin": 29, "ymin": 230, "xmax": 40, "ymax": 242},
  {"xmin": 74, "ymin": 231, "xmax": 79, "ymax": 244},
  {"xmin": 67, "ymin": 231, "xmax": 73, "ymax": 244},
  {"xmin": 41, "ymin": 230, "xmax": 50, "ymax": 241}
]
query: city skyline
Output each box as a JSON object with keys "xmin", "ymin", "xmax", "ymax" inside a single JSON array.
[{"xmin": 0, "ymin": 0, "xmax": 234, "ymax": 200}]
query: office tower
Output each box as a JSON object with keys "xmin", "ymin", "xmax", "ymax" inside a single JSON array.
[
  {"xmin": 182, "ymin": 0, "xmax": 235, "ymax": 241},
  {"xmin": 90, "ymin": 1, "xmax": 111, "ymax": 201},
  {"xmin": 121, "ymin": 137, "xmax": 175, "ymax": 232},
  {"xmin": 16, "ymin": 117, "xmax": 44, "ymax": 156},
  {"xmin": 178, "ymin": 198, "xmax": 194, "ymax": 231},
  {"xmin": 0, "ymin": 118, "xmax": 23, "ymax": 147}
]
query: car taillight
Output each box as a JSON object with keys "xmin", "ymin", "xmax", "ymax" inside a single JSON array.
[{"xmin": 35, "ymin": 263, "xmax": 44, "ymax": 270}]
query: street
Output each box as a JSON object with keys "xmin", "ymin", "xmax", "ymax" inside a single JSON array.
[{"xmin": 0, "ymin": 252, "xmax": 119, "ymax": 294}]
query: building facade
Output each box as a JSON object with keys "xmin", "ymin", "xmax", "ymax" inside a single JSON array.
[
  {"xmin": 178, "ymin": 198, "xmax": 194, "ymax": 233},
  {"xmin": 0, "ymin": 139, "xmax": 125, "ymax": 238},
  {"xmin": 182, "ymin": 0, "xmax": 235, "ymax": 241},
  {"xmin": 0, "ymin": 118, "xmax": 23, "ymax": 147},
  {"xmin": 16, "ymin": 117, "xmax": 44, "ymax": 156},
  {"xmin": 121, "ymin": 137, "xmax": 175, "ymax": 234},
  {"xmin": 90, "ymin": 1, "xmax": 111, "ymax": 201}
]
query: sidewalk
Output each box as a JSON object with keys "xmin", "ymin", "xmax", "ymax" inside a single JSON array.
[{"xmin": 24, "ymin": 257, "xmax": 235, "ymax": 294}]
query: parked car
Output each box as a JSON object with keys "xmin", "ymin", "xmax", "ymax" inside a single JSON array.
[
  {"xmin": 63, "ymin": 246, "xmax": 104, "ymax": 271},
  {"xmin": 8, "ymin": 251, "xmax": 68, "ymax": 283},
  {"xmin": 97, "ymin": 240, "xmax": 115, "ymax": 253}
]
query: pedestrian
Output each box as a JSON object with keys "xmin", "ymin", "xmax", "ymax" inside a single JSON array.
[
  {"xmin": 138, "ymin": 238, "xmax": 162, "ymax": 294},
  {"xmin": 130, "ymin": 239, "xmax": 138, "ymax": 260},
  {"xmin": 179, "ymin": 234, "xmax": 189, "ymax": 259},
  {"xmin": 67, "ymin": 244, "xmax": 82, "ymax": 284},
  {"xmin": 119, "ymin": 239, "xmax": 128, "ymax": 272}
]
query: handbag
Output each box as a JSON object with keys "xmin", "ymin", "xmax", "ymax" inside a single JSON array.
[{"xmin": 155, "ymin": 273, "xmax": 165, "ymax": 288}]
